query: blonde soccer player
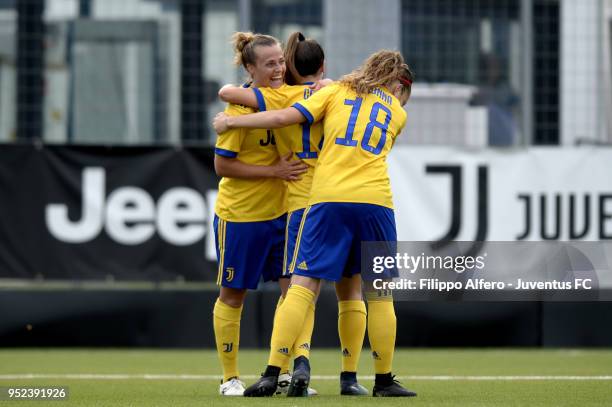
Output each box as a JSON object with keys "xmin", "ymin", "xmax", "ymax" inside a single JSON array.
[
  {"xmin": 219, "ymin": 32, "xmax": 369, "ymax": 396},
  {"xmin": 212, "ymin": 32, "xmax": 308, "ymax": 396},
  {"xmin": 214, "ymin": 50, "xmax": 417, "ymax": 398}
]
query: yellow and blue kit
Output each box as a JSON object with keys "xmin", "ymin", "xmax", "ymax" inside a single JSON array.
[
  {"xmin": 214, "ymin": 97, "xmax": 287, "ymax": 289},
  {"xmin": 252, "ymin": 83, "xmax": 324, "ymax": 276},
  {"xmin": 289, "ymin": 83, "xmax": 407, "ymax": 281},
  {"xmin": 252, "ymin": 83, "xmax": 323, "ymax": 213}
]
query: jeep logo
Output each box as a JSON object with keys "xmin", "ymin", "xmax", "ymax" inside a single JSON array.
[{"xmin": 45, "ymin": 167, "xmax": 214, "ymax": 247}]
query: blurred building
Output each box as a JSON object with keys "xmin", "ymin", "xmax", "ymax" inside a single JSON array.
[{"xmin": 0, "ymin": 0, "xmax": 610, "ymax": 146}]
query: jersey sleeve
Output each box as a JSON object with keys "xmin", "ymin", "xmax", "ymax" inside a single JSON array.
[
  {"xmin": 255, "ymin": 84, "xmax": 291, "ymax": 111},
  {"xmin": 291, "ymin": 84, "xmax": 336, "ymax": 125},
  {"xmin": 214, "ymin": 104, "xmax": 247, "ymax": 157}
]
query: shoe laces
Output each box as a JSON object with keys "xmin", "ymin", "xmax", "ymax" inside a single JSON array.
[
  {"xmin": 221, "ymin": 377, "xmax": 244, "ymax": 387},
  {"xmin": 230, "ymin": 377, "xmax": 245, "ymax": 386},
  {"xmin": 220, "ymin": 376, "xmax": 237, "ymax": 385},
  {"xmin": 377, "ymin": 374, "xmax": 401, "ymax": 387}
]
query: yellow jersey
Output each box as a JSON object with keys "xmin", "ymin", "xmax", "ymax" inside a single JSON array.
[
  {"xmin": 214, "ymin": 102, "xmax": 287, "ymax": 222},
  {"xmin": 253, "ymin": 83, "xmax": 323, "ymax": 212},
  {"xmin": 292, "ymin": 83, "xmax": 407, "ymax": 209}
]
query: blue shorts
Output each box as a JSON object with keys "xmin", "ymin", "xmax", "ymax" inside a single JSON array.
[
  {"xmin": 291, "ymin": 203, "xmax": 397, "ymax": 282},
  {"xmin": 283, "ymin": 208, "xmax": 306, "ymax": 277},
  {"xmin": 214, "ymin": 214, "xmax": 286, "ymax": 289}
]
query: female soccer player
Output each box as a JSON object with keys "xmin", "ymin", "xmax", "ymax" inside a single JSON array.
[
  {"xmin": 214, "ymin": 49, "xmax": 417, "ymax": 398},
  {"xmin": 218, "ymin": 32, "xmax": 369, "ymax": 396},
  {"xmin": 212, "ymin": 31, "xmax": 308, "ymax": 397}
]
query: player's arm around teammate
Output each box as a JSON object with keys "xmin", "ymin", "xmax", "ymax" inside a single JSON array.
[
  {"xmin": 215, "ymin": 50, "xmax": 418, "ymax": 398},
  {"xmin": 218, "ymin": 32, "xmax": 372, "ymax": 396},
  {"xmin": 216, "ymin": 31, "xmax": 331, "ymax": 397},
  {"xmin": 212, "ymin": 32, "xmax": 308, "ymax": 397}
]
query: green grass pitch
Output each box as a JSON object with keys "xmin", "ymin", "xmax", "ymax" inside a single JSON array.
[{"xmin": 0, "ymin": 349, "xmax": 611, "ymax": 406}]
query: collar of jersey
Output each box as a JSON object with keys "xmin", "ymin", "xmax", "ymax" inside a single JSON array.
[{"xmin": 380, "ymin": 85, "xmax": 401, "ymax": 104}]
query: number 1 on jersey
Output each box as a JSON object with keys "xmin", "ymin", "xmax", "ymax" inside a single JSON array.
[
  {"xmin": 296, "ymin": 122, "xmax": 318, "ymax": 159},
  {"xmin": 335, "ymin": 98, "xmax": 362, "ymax": 146}
]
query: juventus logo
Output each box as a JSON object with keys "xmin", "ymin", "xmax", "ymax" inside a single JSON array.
[
  {"xmin": 425, "ymin": 164, "xmax": 489, "ymax": 301},
  {"xmin": 225, "ymin": 267, "xmax": 234, "ymax": 282},
  {"xmin": 426, "ymin": 164, "xmax": 489, "ymax": 256},
  {"xmin": 223, "ymin": 342, "xmax": 233, "ymax": 353}
]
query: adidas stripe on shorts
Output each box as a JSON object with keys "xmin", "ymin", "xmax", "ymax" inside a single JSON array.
[{"xmin": 290, "ymin": 202, "xmax": 397, "ymax": 281}]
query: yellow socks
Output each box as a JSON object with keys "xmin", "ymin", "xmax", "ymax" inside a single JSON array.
[
  {"xmin": 338, "ymin": 300, "xmax": 366, "ymax": 372},
  {"xmin": 274, "ymin": 296, "xmax": 291, "ymax": 373},
  {"xmin": 367, "ymin": 299, "xmax": 396, "ymax": 374},
  {"xmin": 213, "ymin": 298, "xmax": 242, "ymax": 382},
  {"xmin": 293, "ymin": 302, "xmax": 315, "ymax": 359},
  {"xmin": 268, "ymin": 285, "xmax": 315, "ymax": 368}
]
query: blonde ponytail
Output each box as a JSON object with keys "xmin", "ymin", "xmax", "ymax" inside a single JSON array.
[{"xmin": 340, "ymin": 50, "xmax": 414, "ymax": 96}]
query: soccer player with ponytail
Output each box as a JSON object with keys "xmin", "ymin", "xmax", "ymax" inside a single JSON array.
[
  {"xmin": 219, "ymin": 32, "xmax": 369, "ymax": 396},
  {"xmin": 212, "ymin": 31, "xmax": 308, "ymax": 397},
  {"xmin": 214, "ymin": 49, "xmax": 417, "ymax": 398}
]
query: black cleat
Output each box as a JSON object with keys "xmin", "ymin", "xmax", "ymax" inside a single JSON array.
[
  {"xmin": 341, "ymin": 382, "xmax": 369, "ymax": 396},
  {"xmin": 243, "ymin": 375, "xmax": 278, "ymax": 397},
  {"xmin": 340, "ymin": 371, "xmax": 369, "ymax": 396},
  {"xmin": 287, "ymin": 356, "xmax": 310, "ymax": 397},
  {"xmin": 373, "ymin": 375, "xmax": 417, "ymax": 397}
]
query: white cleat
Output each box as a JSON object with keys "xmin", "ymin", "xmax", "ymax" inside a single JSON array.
[
  {"xmin": 276, "ymin": 373, "xmax": 318, "ymax": 396},
  {"xmin": 276, "ymin": 373, "xmax": 292, "ymax": 395},
  {"xmin": 219, "ymin": 377, "xmax": 246, "ymax": 396}
]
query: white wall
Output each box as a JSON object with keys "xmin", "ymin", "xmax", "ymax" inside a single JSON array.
[
  {"xmin": 602, "ymin": 0, "xmax": 612, "ymax": 144},
  {"xmin": 0, "ymin": 10, "xmax": 15, "ymax": 142},
  {"xmin": 205, "ymin": 6, "xmax": 239, "ymax": 128},
  {"xmin": 561, "ymin": 0, "xmax": 608, "ymax": 145},
  {"xmin": 324, "ymin": 0, "xmax": 401, "ymax": 79},
  {"xmin": 92, "ymin": 0, "xmax": 181, "ymax": 143}
]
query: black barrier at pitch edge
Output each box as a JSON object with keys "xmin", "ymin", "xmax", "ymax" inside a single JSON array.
[{"xmin": 1, "ymin": 288, "xmax": 612, "ymax": 347}]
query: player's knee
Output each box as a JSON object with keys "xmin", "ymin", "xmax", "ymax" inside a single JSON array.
[
  {"xmin": 335, "ymin": 276, "xmax": 362, "ymax": 301},
  {"xmin": 218, "ymin": 287, "xmax": 247, "ymax": 308},
  {"xmin": 278, "ymin": 277, "xmax": 291, "ymax": 297}
]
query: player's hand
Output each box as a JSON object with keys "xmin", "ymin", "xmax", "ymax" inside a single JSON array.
[
  {"xmin": 309, "ymin": 78, "xmax": 334, "ymax": 91},
  {"xmin": 213, "ymin": 112, "xmax": 230, "ymax": 134},
  {"xmin": 273, "ymin": 153, "xmax": 308, "ymax": 181}
]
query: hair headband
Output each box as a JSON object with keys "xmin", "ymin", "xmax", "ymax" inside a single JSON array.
[{"xmin": 399, "ymin": 77, "xmax": 413, "ymax": 87}]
